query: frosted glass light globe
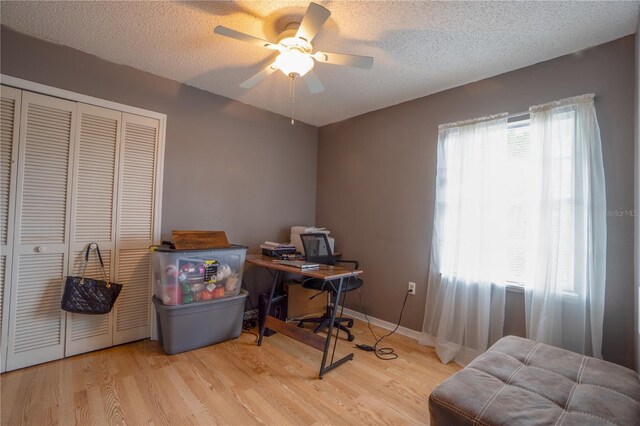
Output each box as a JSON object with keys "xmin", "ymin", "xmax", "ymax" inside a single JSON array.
[{"xmin": 275, "ymin": 50, "xmax": 314, "ymax": 77}]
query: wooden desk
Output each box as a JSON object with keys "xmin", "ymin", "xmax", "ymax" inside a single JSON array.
[{"xmin": 245, "ymin": 254, "xmax": 363, "ymax": 378}]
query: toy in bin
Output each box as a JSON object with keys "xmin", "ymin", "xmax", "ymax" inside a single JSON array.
[
  {"xmin": 200, "ymin": 260, "xmax": 240, "ymax": 300},
  {"xmin": 161, "ymin": 266, "xmax": 181, "ymax": 305},
  {"xmin": 159, "ymin": 259, "xmax": 240, "ymax": 304},
  {"xmin": 178, "ymin": 259, "xmax": 205, "ymax": 304},
  {"xmin": 152, "ymin": 245, "xmax": 247, "ymax": 306}
]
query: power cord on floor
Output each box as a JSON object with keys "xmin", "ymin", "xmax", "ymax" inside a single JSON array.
[
  {"xmin": 241, "ymin": 300, "xmax": 259, "ymax": 342},
  {"xmin": 354, "ymin": 285, "xmax": 410, "ymax": 360},
  {"xmin": 240, "ymin": 278, "xmax": 260, "ymax": 342}
]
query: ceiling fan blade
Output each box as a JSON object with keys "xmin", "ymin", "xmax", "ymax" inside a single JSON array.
[
  {"xmin": 214, "ymin": 26, "xmax": 280, "ymax": 51},
  {"xmin": 314, "ymin": 51, "xmax": 374, "ymax": 69},
  {"xmin": 304, "ymin": 71, "xmax": 325, "ymax": 94},
  {"xmin": 295, "ymin": 2, "xmax": 331, "ymax": 43},
  {"xmin": 240, "ymin": 63, "xmax": 278, "ymax": 89}
]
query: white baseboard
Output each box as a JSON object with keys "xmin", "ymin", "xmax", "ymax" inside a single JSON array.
[{"xmin": 340, "ymin": 307, "xmax": 422, "ymax": 341}]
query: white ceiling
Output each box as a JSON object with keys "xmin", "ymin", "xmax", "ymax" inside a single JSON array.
[{"xmin": 1, "ymin": 1, "xmax": 638, "ymax": 126}]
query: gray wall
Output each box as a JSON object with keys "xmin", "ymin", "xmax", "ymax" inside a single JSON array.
[
  {"xmin": 0, "ymin": 26, "xmax": 318, "ymax": 249},
  {"xmin": 635, "ymin": 26, "xmax": 639, "ymax": 373},
  {"xmin": 318, "ymin": 36, "xmax": 636, "ymax": 369}
]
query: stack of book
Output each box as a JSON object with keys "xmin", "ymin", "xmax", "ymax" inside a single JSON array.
[{"xmin": 260, "ymin": 241, "xmax": 297, "ymax": 258}]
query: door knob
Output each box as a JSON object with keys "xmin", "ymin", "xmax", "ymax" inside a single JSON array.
[{"xmin": 35, "ymin": 246, "xmax": 46, "ymax": 253}]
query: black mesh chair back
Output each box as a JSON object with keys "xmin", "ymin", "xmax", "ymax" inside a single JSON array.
[
  {"xmin": 301, "ymin": 233, "xmax": 335, "ymax": 265},
  {"xmin": 297, "ymin": 232, "xmax": 361, "ymax": 342}
]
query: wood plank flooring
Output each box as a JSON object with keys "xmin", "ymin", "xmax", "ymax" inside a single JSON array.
[{"xmin": 0, "ymin": 320, "xmax": 460, "ymax": 425}]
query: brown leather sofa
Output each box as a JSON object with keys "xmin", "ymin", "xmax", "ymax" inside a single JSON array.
[{"xmin": 429, "ymin": 335, "xmax": 640, "ymax": 425}]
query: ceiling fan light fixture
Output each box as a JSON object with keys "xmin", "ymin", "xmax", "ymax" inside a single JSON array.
[{"xmin": 275, "ymin": 49, "xmax": 314, "ymax": 77}]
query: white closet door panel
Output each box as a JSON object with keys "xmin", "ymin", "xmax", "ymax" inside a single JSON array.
[
  {"xmin": 8, "ymin": 91, "xmax": 76, "ymax": 371},
  {"xmin": 118, "ymin": 116, "xmax": 157, "ymax": 241},
  {"xmin": 0, "ymin": 98, "xmax": 14, "ymax": 244},
  {"xmin": 0, "ymin": 254, "xmax": 6, "ymax": 372},
  {"xmin": 113, "ymin": 248, "xmax": 150, "ymax": 344},
  {"xmin": 113, "ymin": 114, "xmax": 159, "ymax": 344},
  {"xmin": 19, "ymin": 98, "xmax": 74, "ymax": 245},
  {"xmin": 0, "ymin": 85, "xmax": 21, "ymax": 373},
  {"xmin": 0, "ymin": 256, "xmax": 5, "ymax": 339},
  {"xmin": 72, "ymin": 104, "xmax": 120, "ymax": 243},
  {"xmin": 7, "ymin": 253, "xmax": 66, "ymax": 370},
  {"xmin": 1, "ymin": 87, "xmax": 20, "ymax": 246},
  {"xmin": 66, "ymin": 103, "xmax": 121, "ymax": 356},
  {"xmin": 65, "ymin": 248, "xmax": 113, "ymax": 356}
]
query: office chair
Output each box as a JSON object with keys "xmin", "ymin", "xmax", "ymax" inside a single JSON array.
[{"xmin": 297, "ymin": 233, "xmax": 363, "ymax": 341}]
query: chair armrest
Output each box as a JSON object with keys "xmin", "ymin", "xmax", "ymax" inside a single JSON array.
[{"xmin": 336, "ymin": 259, "xmax": 359, "ymax": 269}]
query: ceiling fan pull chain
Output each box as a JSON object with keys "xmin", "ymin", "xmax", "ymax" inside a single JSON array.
[{"xmin": 290, "ymin": 75, "xmax": 296, "ymax": 125}]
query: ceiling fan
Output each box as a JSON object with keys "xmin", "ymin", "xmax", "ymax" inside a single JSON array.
[{"xmin": 213, "ymin": 2, "xmax": 374, "ymax": 95}]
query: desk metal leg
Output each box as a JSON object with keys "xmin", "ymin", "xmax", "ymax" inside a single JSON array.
[
  {"xmin": 257, "ymin": 269, "xmax": 283, "ymax": 346},
  {"xmin": 253, "ymin": 266, "xmax": 354, "ymax": 378},
  {"xmin": 319, "ymin": 277, "xmax": 354, "ymax": 379}
]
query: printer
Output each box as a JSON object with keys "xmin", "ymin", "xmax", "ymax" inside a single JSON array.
[{"xmin": 290, "ymin": 226, "xmax": 335, "ymax": 255}]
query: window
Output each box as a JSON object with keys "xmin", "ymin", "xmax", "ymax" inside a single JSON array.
[
  {"xmin": 429, "ymin": 95, "xmax": 605, "ymax": 359},
  {"xmin": 505, "ymin": 119, "xmax": 532, "ymax": 285},
  {"xmin": 438, "ymin": 113, "xmax": 577, "ymax": 292}
]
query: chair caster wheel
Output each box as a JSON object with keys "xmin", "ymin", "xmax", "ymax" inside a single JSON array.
[
  {"xmin": 298, "ymin": 323, "xmax": 304, "ymax": 328},
  {"xmin": 347, "ymin": 334, "xmax": 355, "ymax": 342},
  {"xmin": 347, "ymin": 320, "xmax": 354, "ymax": 328}
]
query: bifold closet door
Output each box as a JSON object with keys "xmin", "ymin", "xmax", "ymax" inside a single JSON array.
[
  {"xmin": 0, "ymin": 86, "xmax": 22, "ymax": 373},
  {"xmin": 113, "ymin": 113, "xmax": 160, "ymax": 345},
  {"xmin": 65, "ymin": 103, "xmax": 121, "ymax": 356},
  {"xmin": 6, "ymin": 92, "xmax": 76, "ymax": 371}
]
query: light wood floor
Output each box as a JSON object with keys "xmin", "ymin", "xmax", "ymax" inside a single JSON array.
[{"xmin": 0, "ymin": 320, "xmax": 460, "ymax": 425}]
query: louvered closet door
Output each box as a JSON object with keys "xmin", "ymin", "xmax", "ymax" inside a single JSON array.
[
  {"xmin": 113, "ymin": 113, "xmax": 159, "ymax": 345},
  {"xmin": 7, "ymin": 92, "xmax": 76, "ymax": 371},
  {"xmin": 0, "ymin": 86, "xmax": 22, "ymax": 373},
  {"xmin": 65, "ymin": 104, "xmax": 121, "ymax": 356}
]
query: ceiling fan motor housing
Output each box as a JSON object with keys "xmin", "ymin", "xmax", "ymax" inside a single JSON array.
[{"xmin": 278, "ymin": 29, "xmax": 312, "ymax": 52}]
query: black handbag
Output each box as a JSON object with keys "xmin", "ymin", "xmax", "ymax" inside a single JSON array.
[{"xmin": 61, "ymin": 243, "xmax": 123, "ymax": 314}]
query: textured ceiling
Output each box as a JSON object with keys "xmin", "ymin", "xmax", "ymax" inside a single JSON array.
[{"xmin": 1, "ymin": 1, "xmax": 638, "ymax": 126}]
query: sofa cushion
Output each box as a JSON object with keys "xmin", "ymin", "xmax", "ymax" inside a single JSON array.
[{"xmin": 429, "ymin": 335, "xmax": 640, "ymax": 425}]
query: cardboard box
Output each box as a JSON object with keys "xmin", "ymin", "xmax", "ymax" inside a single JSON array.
[{"xmin": 285, "ymin": 283, "xmax": 326, "ymax": 320}]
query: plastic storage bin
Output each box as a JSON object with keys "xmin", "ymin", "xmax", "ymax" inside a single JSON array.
[
  {"xmin": 151, "ymin": 245, "xmax": 247, "ymax": 305},
  {"xmin": 153, "ymin": 290, "xmax": 247, "ymax": 354}
]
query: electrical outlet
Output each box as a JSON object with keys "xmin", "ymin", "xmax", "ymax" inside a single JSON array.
[{"xmin": 408, "ymin": 282, "xmax": 416, "ymax": 295}]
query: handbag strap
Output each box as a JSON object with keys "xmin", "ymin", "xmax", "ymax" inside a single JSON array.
[{"xmin": 81, "ymin": 242, "xmax": 111, "ymax": 287}]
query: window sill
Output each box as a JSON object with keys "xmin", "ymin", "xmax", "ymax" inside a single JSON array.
[
  {"xmin": 438, "ymin": 275, "xmax": 576, "ymax": 298},
  {"xmin": 506, "ymin": 283, "xmax": 525, "ymax": 293},
  {"xmin": 505, "ymin": 283, "xmax": 579, "ymax": 301}
]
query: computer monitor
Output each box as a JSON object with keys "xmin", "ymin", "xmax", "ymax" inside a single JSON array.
[{"xmin": 300, "ymin": 233, "xmax": 335, "ymax": 265}]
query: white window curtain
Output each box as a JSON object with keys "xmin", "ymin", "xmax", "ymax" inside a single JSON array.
[
  {"xmin": 524, "ymin": 94, "xmax": 606, "ymax": 358},
  {"xmin": 421, "ymin": 95, "xmax": 606, "ymax": 365},
  {"xmin": 419, "ymin": 114, "xmax": 508, "ymax": 365}
]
